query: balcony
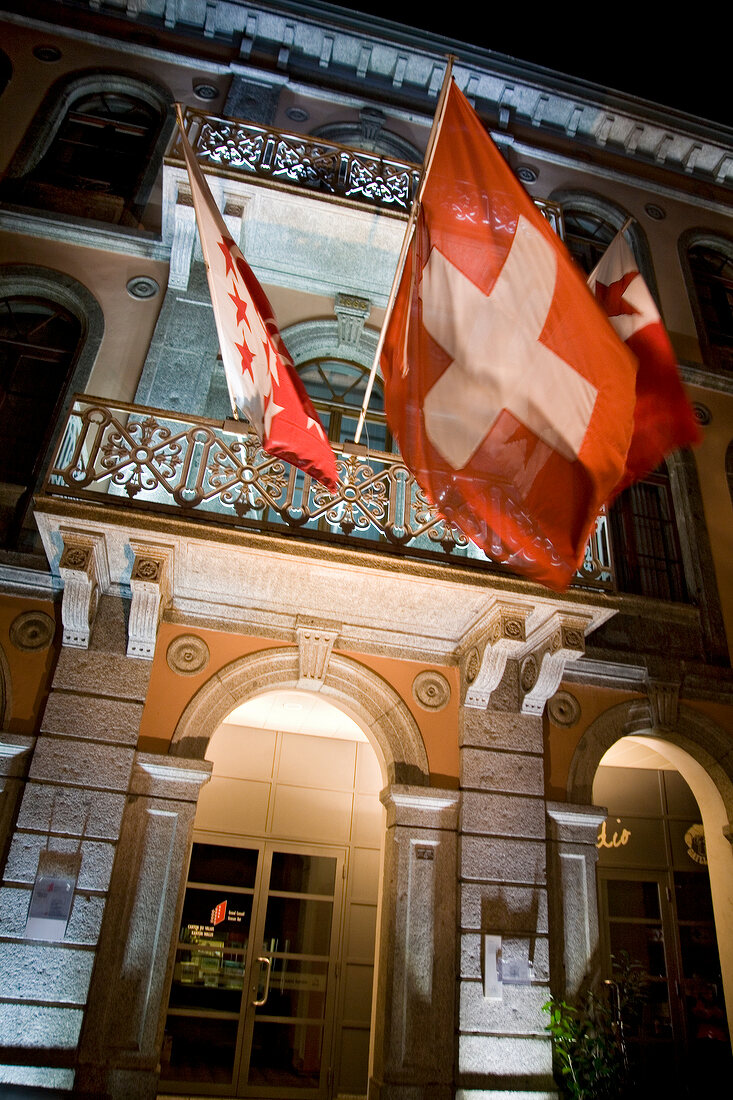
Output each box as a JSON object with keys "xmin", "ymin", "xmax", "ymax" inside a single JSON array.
[
  {"xmin": 41, "ymin": 396, "xmax": 613, "ymax": 591},
  {"xmin": 172, "ymin": 108, "xmax": 564, "ymax": 232}
]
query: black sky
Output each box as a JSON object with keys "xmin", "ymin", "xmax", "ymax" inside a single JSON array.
[{"xmin": 347, "ymin": 2, "xmax": 729, "ymax": 130}]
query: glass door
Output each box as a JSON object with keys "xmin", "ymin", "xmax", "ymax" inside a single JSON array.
[
  {"xmin": 161, "ymin": 840, "xmax": 264, "ymax": 1091},
  {"xmin": 160, "ymin": 840, "xmax": 345, "ymax": 1098},
  {"xmin": 242, "ymin": 845, "xmax": 345, "ymax": 1096}
]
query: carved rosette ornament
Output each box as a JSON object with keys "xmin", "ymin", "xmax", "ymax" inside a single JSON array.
[
  {"xmin": 548, "ymin": 690, "xmax": 581, "ymax": 728},
  {"xmin": 9, "ymin": 610, "xmax": 55, "ymax": 652},
  {"xmin": 520, "ymin": 613, "xmax": 590, "ymax": 716},
  {"xmin": 412, "ymin": 670, "xmax": 451, "ymax": 711},
  {"xmin": 166, "ymin": 634, "xmax": 210, "ymax": 676},
  {"xmin": 464, "ymin": 604, "xmax": 529, "ymax": 708},
  {"xmin": 58, "ymin": 536, "xmax": 103, "ymax": 649},
  {"xmin": 127, "ymin": 545, "xmax": 173, "ymax": 659},
  {"xmin": 296, "ymin": 616, "xmax": 341, "ymax": 689}
]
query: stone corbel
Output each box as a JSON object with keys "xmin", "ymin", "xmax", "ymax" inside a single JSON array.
[
  {"xmin": 127, "ymin": 544, "xmax": 174, "ymax": 659},
  {"xmin": 58, "ymin": 533, "xmax": 108, "ymax": 648},
  {"xmin": 463, "ymin": 605, "xmax": 529, "ymax": 708},
  {"xmin": 295, "ymin": 616, "xmax": 341, "ymax": 690},
  {"xmin": 647, "ymin": 679, "xmax": 680, "ymax": 731},
  {"xmin": 519, "ymin": 614, "xmax": 589, "ymax": 716},
  {"xmin": 334, "ymin": 293, "xmax": 371, "ymax": 348},
  {"xmin": 168, "ymin": 185, "xmax": 197, "ymax": 290}
]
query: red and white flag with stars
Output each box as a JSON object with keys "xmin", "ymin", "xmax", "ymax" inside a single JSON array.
[
  {"xmin": 177, "ymin": 112, "xmax": 338, "ymax": 491},
  {"xmin": 588, "ymin": 231, "xmax": 701, "ymax": 493}
]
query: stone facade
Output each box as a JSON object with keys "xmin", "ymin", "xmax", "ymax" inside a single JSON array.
[{"xmin": 0, "ymin": 2, "xmax": 732, "ymax": 1098}]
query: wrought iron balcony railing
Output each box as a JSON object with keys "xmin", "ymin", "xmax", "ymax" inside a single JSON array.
[
  {"xmin": 42, "ymin": 397, "xmax": 613, "ymax": 590},
  {"xmin": 171, "ymin": 109, "xmax": 564, "ymax": 231},
  {"xmin": 171, "ymin": 108, "xmax": 421, "ymax": 213}
]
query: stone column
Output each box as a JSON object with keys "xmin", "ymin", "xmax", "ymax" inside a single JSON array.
[
  {"xmin": 369, "ymin": 784, "xmax": 460, "ymax": 1100},
  {"xmin": 75, "ymin": 754, "xmax": 211, "ymax": 1099},
  {"xmin": 546, "ymin": 803, "xmax": 606, "ymax": 999},
  {"xmin": 457, "ymin": 665, "xmax": 557, "ymax": 1100}
]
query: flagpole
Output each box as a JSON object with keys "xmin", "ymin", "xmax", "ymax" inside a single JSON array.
[
  {"xmin": 175, "ymin": 103, "xmax": 241, "ymax": 423},
  {"xmin": 352, "ymin": 56, "xmax": 455, "ymax": 446}
]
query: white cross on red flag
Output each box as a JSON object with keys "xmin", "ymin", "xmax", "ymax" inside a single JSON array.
[
  {"xmin": 177, "ymin": 114, "xmax": 338, "ymax": 491},
  {"xmin": 588, "ymin": 231, "xmax": 701, "ymax": 494},
  {"xmin": 381, "ymin": 82, "xmax": 639, "ymax": 590}
]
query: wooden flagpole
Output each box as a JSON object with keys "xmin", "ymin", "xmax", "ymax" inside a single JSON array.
[
  {"xmin": 175, "ymin": 102, "xmax": 241, "ymax": 423},
  {"xmin": 352, "ymin": 56, "xmax": 455, "ymax": 447}
]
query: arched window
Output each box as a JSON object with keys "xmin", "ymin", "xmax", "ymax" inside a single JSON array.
[
  {"xmin": 2, "ymin": 73, "xmax": 172, "ymax": 226},
  {"xmin": 0, "ymin": 268, "xmax": 103, "ymax": 549},
  {"xmin": 311, "ymin": 107, "xmax": 421, "ymax": 163},
  {"xmin": 552, "ymin": 191, "xmax": 657, "ymax": 296},
  {"xmin": 562, "ymin": 208, "xmax": 617, "ymax": 273},
  {"xmin": 682, "ymin": 237, "xmax": 733, "ymax": 373},
  {"xmin": 296, "ymin": 358, "xmax": 391, "ymax": 452}
]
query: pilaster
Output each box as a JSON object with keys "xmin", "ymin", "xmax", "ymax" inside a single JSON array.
[
  {"xmin": 546, "ymin": 803, "xmax": 606, "ymax": 999},
  {"xmin": 75, "ymin": 754, "xmax": 211, "ymax": 1100},
  {"xmin": 457, "ymin": 662, "xmax": 557, "ymax": 1099},
  {"xmin": 369, "ymin": 784, "xmax": 459, "ymax": 1100}
]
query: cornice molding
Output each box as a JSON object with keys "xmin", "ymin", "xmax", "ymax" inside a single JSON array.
[{"xmin": 3, "ymin": 4, "xmax": 731, "ymax": 193}]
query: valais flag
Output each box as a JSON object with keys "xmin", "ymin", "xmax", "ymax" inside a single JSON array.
[
  {"xmin": 381, "ymin": 82, "xmax": 638, "ymax": 591},
  {"xmin": 177, "ymin": 112, "xmax": 338, "ymax": 491},
  {"xmin": 588, "ymin": 231, "xmax": 701, "ymax": 494}
]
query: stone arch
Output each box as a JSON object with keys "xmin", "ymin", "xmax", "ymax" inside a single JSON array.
[
  {"xmin": 567, "ymin": 699, "xmax": 733, "ymax": 822},
  {"xmin": 170, "ymin": 646, "xmax": 430, "ymax": 786},
  {"xmin": 282, "ymin": 318, "xmax": 378, "ymax": 371},
  {"xmin": 567, "ymin": 698, "xmax": 733, "ymax": 1040}
]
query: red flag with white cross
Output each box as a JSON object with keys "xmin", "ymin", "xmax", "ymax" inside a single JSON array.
[
  {"xmin": 381, "ymin": 82, "xmax": 638, "ymax": 590},
  {"xmin": 177, "ymin": 111, "xmax": 338, "ymax": 491},
  {"xmin": 588, "ymin": 231, "xmax": 701, "ymax": 494}
]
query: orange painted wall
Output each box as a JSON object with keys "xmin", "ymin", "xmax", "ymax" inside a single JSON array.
[
  {"xmin": 546, "ymin": 683, "xmax": 644, "ymax": 801},
  {"xmin": 0, "ymin": 594, "xmax": 59, "ymax": 734},
  {"xmin": 138, "ymin": 626, "xmax": 460, "ymax": 784}
]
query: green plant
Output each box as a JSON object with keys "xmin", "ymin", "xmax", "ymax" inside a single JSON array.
[{"xmin": 543, "ymin": 953, "xmax": 647, "ymax": 1100}]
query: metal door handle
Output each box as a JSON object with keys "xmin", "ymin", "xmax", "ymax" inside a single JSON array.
[{"xmin": 252, "ymin": 955, "xmax": 272, "ymax": 1006}]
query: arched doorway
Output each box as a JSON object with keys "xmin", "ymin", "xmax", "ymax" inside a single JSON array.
[
  {"xmin": 594, "ymin": 735, "xmax": 732, "ymax": 1094},
  {"xmin": 159, "ymin": 687, "xmax": 386, "ymax": 1099}
]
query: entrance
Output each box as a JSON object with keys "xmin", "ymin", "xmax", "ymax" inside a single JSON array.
[
  {"xmin": 594, "ymin": 749, "xmax": 732, "ymax": 1095},
  {"xmin": 159, "ymin": 689, "xmax": 385, "ymax": 1098},
  {"xmin": 160, "ymin": 838, "xmax": 345, "ymax": 1096}
]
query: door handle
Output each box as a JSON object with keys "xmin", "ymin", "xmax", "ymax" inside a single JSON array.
[{"xmin": 252, "ymin": 955, "xmax": 272, "ymax": 1006}]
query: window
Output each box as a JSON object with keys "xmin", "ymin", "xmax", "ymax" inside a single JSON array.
[
  {"xmin": 610, "ymin": 467, "xmax": 687, "ymax": 602},
  {"xmin": 684, "ymin": 241, "xmax": 733, "ymax": 373},
  {"xmin": 297, "ymin": 358, "xmax": 392, "ymax": 452},
  {"xmin": 562, "ymin": 208, "xmax": 618, "ymax": 274},
  {"xmin": 0, "ymin": 296, "xmax": 82, "ymax": 543},
  {"xmin": 2, "ymin": 73, "xmax": 172, "ymax": 226}
]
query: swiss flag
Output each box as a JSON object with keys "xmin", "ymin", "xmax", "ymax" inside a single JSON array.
[
  {"xmin": 381, "ymin": 81, "xmax": 638, "ymax": 590},
  {"xmin": 177, "ymin": 110, "xmax": 338, "ymax": 491},
  {"xmin": 588, "ymin": 231, "xmax": 701, "ymax": 494}
]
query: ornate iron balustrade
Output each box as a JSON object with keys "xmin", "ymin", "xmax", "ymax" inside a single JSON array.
[
  {"xmin": 171, "ymin": 108, "xmax": 421, "ymax": 212},
  {"xmin": 171, "ymin": 109, "xmax": 565, "ymax": 230},
  {"xmin": 43, "ymin": 397, "xmax": 613, "ymax": 590}
]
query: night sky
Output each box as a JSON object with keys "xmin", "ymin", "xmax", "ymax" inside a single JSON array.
[{"xmin": 344, "ymin": 2, "xmax": 729, "ymax": 130}]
